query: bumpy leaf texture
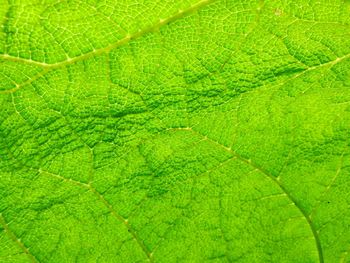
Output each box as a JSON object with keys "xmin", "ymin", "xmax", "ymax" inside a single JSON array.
[{"xmin": 0, "ymin": 0, "xmax": 350, "ymax": 262}]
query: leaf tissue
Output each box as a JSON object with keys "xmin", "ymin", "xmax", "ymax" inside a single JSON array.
[{"xmin": 0, "ymin": 0, "xmax": 349, "ymax": 262}]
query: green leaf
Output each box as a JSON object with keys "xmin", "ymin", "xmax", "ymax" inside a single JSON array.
[{"xmin": 0, "ymin": 0, "xmax": 349, "ymax": 262}]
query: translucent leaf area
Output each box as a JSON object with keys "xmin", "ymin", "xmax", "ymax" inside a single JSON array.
[{"xmin": 0, "ymin": 0, "xmax": 350, "ymax": 262}]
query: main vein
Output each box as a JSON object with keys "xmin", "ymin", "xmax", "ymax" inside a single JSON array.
[
  {"xmin": 2, "ymin": 0, "xmax": 214, "ymax": 68},
  {"xmin": 0, "ymin": 0, "xmax": 216, "ymax": 92}
]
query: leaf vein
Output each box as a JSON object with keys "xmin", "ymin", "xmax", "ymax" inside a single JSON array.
[
  {"xmin": 168, "ymin": 127, "xmax": 325, "ymax": 263},
  {"xmin": 0, "ymin": 214, "xmax": 39, "ymax": 263},
  {"xmin": 0, "ymin": 0, "xmax": 215, "ymax": 68}
]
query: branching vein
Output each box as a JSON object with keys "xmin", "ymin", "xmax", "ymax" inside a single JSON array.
[
  {"xmin": 168, "ymin": 127, "xmax": 325, "ymax": 263},
  {"xmin": 0, "ymin": 214, "xmax": 39, "ymax": 263}
]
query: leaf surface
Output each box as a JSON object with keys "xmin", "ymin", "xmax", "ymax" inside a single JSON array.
[{"xmin": 0, "ymin": 0, "xmax": 350, "ymax": 262}]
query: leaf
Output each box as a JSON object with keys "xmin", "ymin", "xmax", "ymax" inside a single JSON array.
[{"xmin": 0, "ymin": 0, "xmax": 349, "ymax": 262}]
